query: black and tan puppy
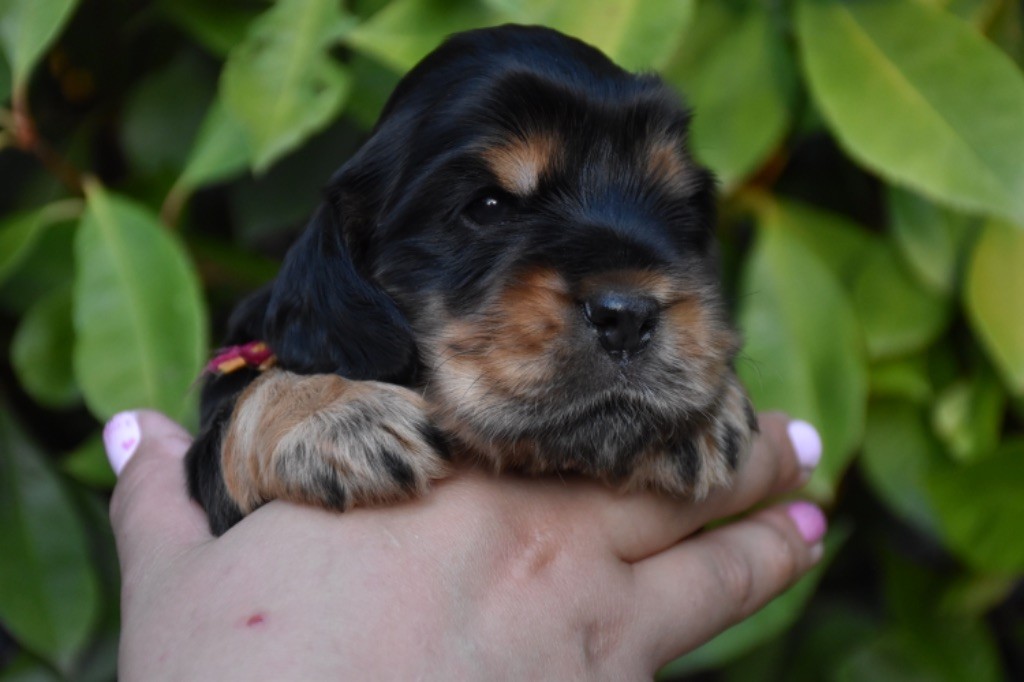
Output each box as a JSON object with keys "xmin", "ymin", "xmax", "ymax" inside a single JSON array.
[{"xmin": 186, "ymin": 25, "xmax": 757, "ymax": 535}]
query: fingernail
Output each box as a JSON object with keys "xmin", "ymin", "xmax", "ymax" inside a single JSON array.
[
  {"xmin": 787, "ymin": 501, "xmax": 827, "ymax": 545},
  {"xmin": 103, "ymin": 411, "xmax": 140, "ymax": 476},
  {"xmin": 787, "ymin": 420, "xmax": 822, "ymax": 472}
]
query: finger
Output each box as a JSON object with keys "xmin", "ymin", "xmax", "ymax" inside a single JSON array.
[
  {"xmin": 107, "ymin": 410, "xmax": 211, "ymax": 571},
  {"xmin": 632, "ymin": 501, "xmax": 827, "ymax": 669},
  {"xmin": 603, "ymin": 413, "xmax": 821, "ymax": 561}
]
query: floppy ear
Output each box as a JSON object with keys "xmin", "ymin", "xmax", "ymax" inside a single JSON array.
[{"xmin": 262, "ymin": 200, "xmax": 417, "ymax": 383}]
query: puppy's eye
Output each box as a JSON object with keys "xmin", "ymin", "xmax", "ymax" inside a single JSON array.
[{"xmin": 462, "ymin": 191, "xmax": 517, "ymax": 226}]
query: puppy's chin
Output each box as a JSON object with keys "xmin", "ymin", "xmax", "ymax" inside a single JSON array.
[{"xmin": 429, "ymin": 386, "xmax": 691, "ymax": 474}]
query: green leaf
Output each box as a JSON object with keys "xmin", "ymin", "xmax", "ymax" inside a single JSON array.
[
  {"xmin": 738, "ymin": 202, "xmax": 869, "ymax": 499},
  {"xmin": 345, "ymin": 53, "xmax": 402, "ymax": 130},
  {"xmin": 0, "ymin": 200, "xmax": 82, "ymax": 287},
  {"xmin": 487, "ymin": 0, "xmax": 695, "ymax": 71},
  {"xmin": 964, "ymin": 219, "xmax": 1024, "ymax": 394},
  {"xmin": 749, "ymin": 198, "xmax": 950, "ymax": 360},
  {"xmin": 784, "ymin": 601, "xmax": 880, "ymax": 682},
  {"xmin": 0, "ymin": 410, "xmax": 100, "ymax": 673},
  {"xmin": 927, "ymin": 439, "xmax": 1024, "ymax": 572},
  {"xmin": 747, "ymin": 197, "xmax": 873, "ymax": 287},
  {"xmin": 121, "ymin": 52, "xmax": 215, "ymax": 178},
  {"xmin": 0, "ymin": 652, "xmax": 62, "ymax": 682},
  {"xmin": 0, "ymin": 0, "xmax": 79, "ymax": 89},
  {"xmin": 60, "ymin": 434, "xmax": 115, "ymax": 490},
  {"xmin": 346, "ymin": 0, "xmax": 499, "ymax": 72},
  {"xmin": 888, "ymin": 186, "xmax": 979, "ymax": 296},
  {"xmin": 0, "ymin": 222, "xmax": 75, "ymax": 316},
  {"xmin": 666, "ymin": 2, "xmax": 794, "ymax": 187},
  {"xmin": 221, "ymin": 0, "xmax": 355, "ymax": 172},
  {"xmin": 0, "ymin": 47, "xmax": 10, "ymax": 102},
  {"xmin": 930, "ymin": 0, "xmax": 1004, "ymax": 25},
  {"xmin": 73, "ymin": 182, "xmax": 207, "ymax": 421},
  {"xmin": 11, "ymin": 287, "xmax": 79, "ymax": 408},
  {"xmin": 861, "ymin": 400, "xmax": 943, "ymax": 535},
  {"xmin": 869, "ymin": 355, "xmax": 932, "ymax": 403},
  {"xmin": 850, "ymin": 241, "xmax": 951, "ymax": 360},
  {"xmin": 157, "ymin": 0, "xmax": 259, "ymax": 57},
  {"xmin": 836, "ymin": 619, "xmax": 1003, "ymax": 682},
  {"xmin": 931, "ymin": 370, "xmax": 1005, "ymax": 463},
  {"xmin": 845, "ymin": 552, "xmax": 1004, "ymax": 679},
  {"xmin": 941, "ymin": 572, "xmax": 1017, "ymax": 618},
  {"xmin": 178, "ymin": 96, "xmax": 251, "ymax": 189},
  {"xmin": 661, "ymin": 527, "xmax": 848, "ymax": 675},
  {"xmin": 797, "ymin": 0, "xmax": 1024, "ymax": 223}
]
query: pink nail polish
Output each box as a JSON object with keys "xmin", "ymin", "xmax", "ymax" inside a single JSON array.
[
  {"xmin": 787, "ymin": 420, "xmax": 822, "ymax": 472},
  {"xmin": 787, "ymin": 501, "xmax": 827, "ymax": 545},
  {"xmin": 103, "ymin": 411, "xmax": 140, "ymax": 476}
]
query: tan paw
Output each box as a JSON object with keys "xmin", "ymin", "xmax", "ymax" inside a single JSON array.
[
  {"xmin": 222, "ymin": 370, "xmax": 450, "ymax": 514},
  {"xmin": 622, "ymin": 372, "xmax": 757, "ymax": 498}
]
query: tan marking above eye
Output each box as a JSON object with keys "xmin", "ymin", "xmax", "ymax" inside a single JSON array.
[
  {"xmin": 646, "ymin": 138, "xmax": 692, "ymax": 193},
  {"xmin": 483, "ymin": 134, "xmax": 559, "ymax": 195}
]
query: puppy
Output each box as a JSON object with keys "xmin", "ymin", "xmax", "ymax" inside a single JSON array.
[{"xmin": 186, "ymin": 25, "xmax": 757, "ymax": 535}]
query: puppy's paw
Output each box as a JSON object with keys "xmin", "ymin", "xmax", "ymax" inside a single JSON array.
[
  {"xmin": 623, "ymin": 372, "xmax": 757, "ymax": 498},
  {"xmin": 222, "ymin": 370, "xmax": 450, "ymax": 514}
]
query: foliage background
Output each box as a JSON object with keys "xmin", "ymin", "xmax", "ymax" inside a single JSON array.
[{"xmin": 1, "ymin": 0, "xmax": 1023, "ymax": 679}]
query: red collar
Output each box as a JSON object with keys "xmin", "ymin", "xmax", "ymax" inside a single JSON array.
[{"xmin": 206, "ymin": 341, "xmax": 276, "ymax": 375}]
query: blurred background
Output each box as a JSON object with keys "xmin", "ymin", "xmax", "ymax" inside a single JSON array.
[{"xmin": 1, "ymin": 0, "xmax": 1023, "ymax": 679}]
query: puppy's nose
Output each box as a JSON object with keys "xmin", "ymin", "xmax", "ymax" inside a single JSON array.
[{"xmin": 583, "ymin": 292, "xmax": 659, "ymax": 358}]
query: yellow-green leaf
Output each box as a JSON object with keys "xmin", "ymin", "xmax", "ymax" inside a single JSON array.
[
  {"xmin": 964, "ymin": 219, "xmax": 1024, "ymax": 394},
  {"xmin": 178, "ymin": 97, "xmax": 250, "ymax": 189},
  {"xmin": 931, "ymin": 370, "xmax": 1006, "ymax": 463},
  {"xmin": 221, "ymin": 0, "xmax": 355, "ymax": 172},
  {"xmin": 737, "ymin": 206, "xmax": 869, "ymax": 499},
  {"xmin": 888, "ymin": 186, "xmax": 979, "ymax": 296},
  {"xmin": 798, "ymin": 0, "xmax": 1024, "ymax": 223},
  {"xmin": 346, "ymin": 0, "xmax": 499, "ymax": 72},
  {"xmin": 488, "ymin": 0, "xmax": 695, "ymax": 70},
  {"xmin": 666, "ymin": 1, "xmax": 794, "ymax": 188}
]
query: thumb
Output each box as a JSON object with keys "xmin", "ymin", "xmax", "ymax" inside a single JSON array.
[{"xmin": 105, "ymin": 410, "xmax": 211, "ymax": 571}]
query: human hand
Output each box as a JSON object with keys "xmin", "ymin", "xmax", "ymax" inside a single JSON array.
[{"xmin": 106, "ymin": 410, "xmax": 825, "ymax": 680}]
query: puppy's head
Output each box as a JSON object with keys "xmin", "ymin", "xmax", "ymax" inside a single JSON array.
[{"xmin": 266, "ymin": 25, "xmax": 739, "ymax": 481}]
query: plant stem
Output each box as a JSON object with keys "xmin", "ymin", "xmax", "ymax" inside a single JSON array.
[{"xmin": 7, "ymin": 85, "xmax": 85, "ymax": 195}]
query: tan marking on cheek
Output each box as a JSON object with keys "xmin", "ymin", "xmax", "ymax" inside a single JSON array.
[
  {"xmin": 665, "ymin": 298, "xmax": 735, "ymax": 363},
  {"xmin": 424, "ymin": 270, "xmax": 573, "ymax": 451},
  {"xmin": 476, "ymin": 270, "xmax": 570, "ymax": 392},
  {"xmin": 483, "ymin": 134, "xmax": 558, "ymax": 195},
  {"xmin": 497, "ymin": 270, "xmax": 570, "ymax": 347}
]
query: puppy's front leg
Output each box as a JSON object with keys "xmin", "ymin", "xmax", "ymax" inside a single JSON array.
[
  {"xmin": 623, "ymin": 372, "xmax": 758, "ymax": 499},
  {"xmin": 222, "ymin": 369, "xmax": 450, "ymax": 516}
]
